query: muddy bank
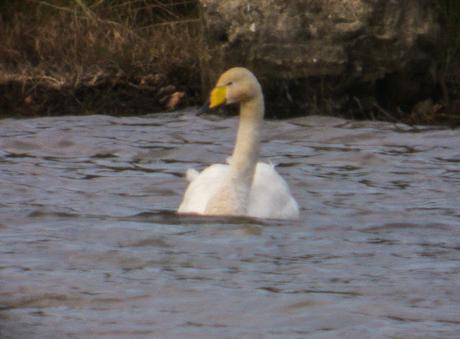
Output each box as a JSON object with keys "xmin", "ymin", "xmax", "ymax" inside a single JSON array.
[
  {"xmin": 0, "ymin": 0, "xmax": 459, "ymax": 124},
  {"xmin": 0, "ymin": 71, "xmax": 199, "ymax": 118}
]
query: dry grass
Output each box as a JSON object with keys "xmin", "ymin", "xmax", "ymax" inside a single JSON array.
[
  {"xmin": 1, "ymin": 1, "xmax": 459, "ymax": 124},
  {"xmin": 0, "ymin": 0, "xmax": 201, "ymax": 116}
]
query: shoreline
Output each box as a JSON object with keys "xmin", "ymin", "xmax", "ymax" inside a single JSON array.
[
  {"xmin": 0, "ymin": 71, "xmax": 201, "ymax": 118},
  {"xmin": 0, "ymin": 1, "xmax": 458, "ymax": 126},
  {"xmin": 1, "ymin": 76, "xmax": 459, "ymax": 127},
  {"xmin": 2, "ymin": 72, "xmax": 458, "ymax": 127}
]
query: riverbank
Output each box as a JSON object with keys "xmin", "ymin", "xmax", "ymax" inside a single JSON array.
[
  {"xmin": 0, "ymin": 1, "xmax": 459, "ymax": 125},
  {"xmin": 0, "ymin": 0, "xmax": 201, "ymax": 117},
  {"xmin": 0, "ymin": 66, "xmax": 200, "ymax": 117}
]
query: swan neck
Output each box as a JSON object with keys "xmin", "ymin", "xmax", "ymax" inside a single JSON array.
[
  {"xmin": 231, "ymin": 95, "xmax": 264, "ymax": 180},
  {"xmin": 203, "ymin": 91, "xmax": 264, "ymax": 216}
]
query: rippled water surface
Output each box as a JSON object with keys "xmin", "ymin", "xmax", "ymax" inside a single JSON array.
[{"xmin": 1, "ymin": 112, "xmax": 460, "ymax": 338}]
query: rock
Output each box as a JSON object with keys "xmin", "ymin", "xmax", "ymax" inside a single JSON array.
[
  {"xmin": 199, "ymin": 0, "xmax": 440, "ymax": 118},
  {"xmin": 165, "ymin": 91, "xmax": 186, "ymax": 111}
]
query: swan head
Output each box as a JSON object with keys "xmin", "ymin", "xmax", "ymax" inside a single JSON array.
[{"xmin": 209, "ymin": 67, "xmax": 262, "ymax": 109}]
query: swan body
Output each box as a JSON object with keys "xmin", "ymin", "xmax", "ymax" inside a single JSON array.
[
  {"xmin": 179, "ymin": 160, "xmax": 299, "ymax": 219},
  {"xmin": 178, "ymin": 67, "xmax": 299, "ymax": 220}
]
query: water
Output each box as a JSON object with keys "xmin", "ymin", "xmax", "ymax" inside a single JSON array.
[{"xmin": 1, "ymin": 112, "xmax": 459, "ymax": 338}]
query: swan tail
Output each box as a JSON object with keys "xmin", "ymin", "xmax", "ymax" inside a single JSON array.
[{"xmin": 185, "ymin": 168, "xmax": 200, "ymax": 182}]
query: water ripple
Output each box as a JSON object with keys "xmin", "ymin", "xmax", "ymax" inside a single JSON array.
[{"xmin": 1, "ymin": 113, "xmax": 459, "ymax": 337}]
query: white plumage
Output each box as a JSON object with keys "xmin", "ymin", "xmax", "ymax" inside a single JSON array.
[
  {"xmin": 177, "ymin": 67, "xmax": 299, "ymax": 220},
  {"xmin": 178, "ymin": 161, "xmax": 299, "ymax": 219}
]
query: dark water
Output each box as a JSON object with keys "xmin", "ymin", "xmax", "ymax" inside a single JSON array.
[{"xmin": 1, "ymin": 112, "xmax": 459, "ymax": 338}]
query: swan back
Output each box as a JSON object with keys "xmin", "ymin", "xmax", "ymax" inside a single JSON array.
[{"xmin": 178, "ymin": 162, "xmax": 299, "ymax": 219}]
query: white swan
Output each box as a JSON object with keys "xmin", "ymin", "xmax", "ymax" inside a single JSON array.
[{"xmin": 178, "ymin": 67, "xmax": 299, "ymax": 220}]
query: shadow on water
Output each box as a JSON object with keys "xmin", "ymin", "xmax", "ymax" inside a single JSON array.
[{"xmin": 0, "ymin": 112, "xmax": 460, "ymax": 337}]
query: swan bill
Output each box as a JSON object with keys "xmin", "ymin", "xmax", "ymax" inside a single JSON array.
[{"xmin": 209, "ymin": 86, "xmax": 227, "ymax": 108}]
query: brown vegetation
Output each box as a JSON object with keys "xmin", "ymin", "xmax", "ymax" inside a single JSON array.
[
  {"xmin": 0, "ymin": 0, "xmax": 201, "ymax": 117},
  {"xmin": 0, "ymin": 0, "xmax": 459, "ymax": 124}
]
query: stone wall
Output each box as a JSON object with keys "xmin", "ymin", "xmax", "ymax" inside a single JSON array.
[{"xmin": 199, "ymin": 0, "xmax": 440, "ymax": 118}]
